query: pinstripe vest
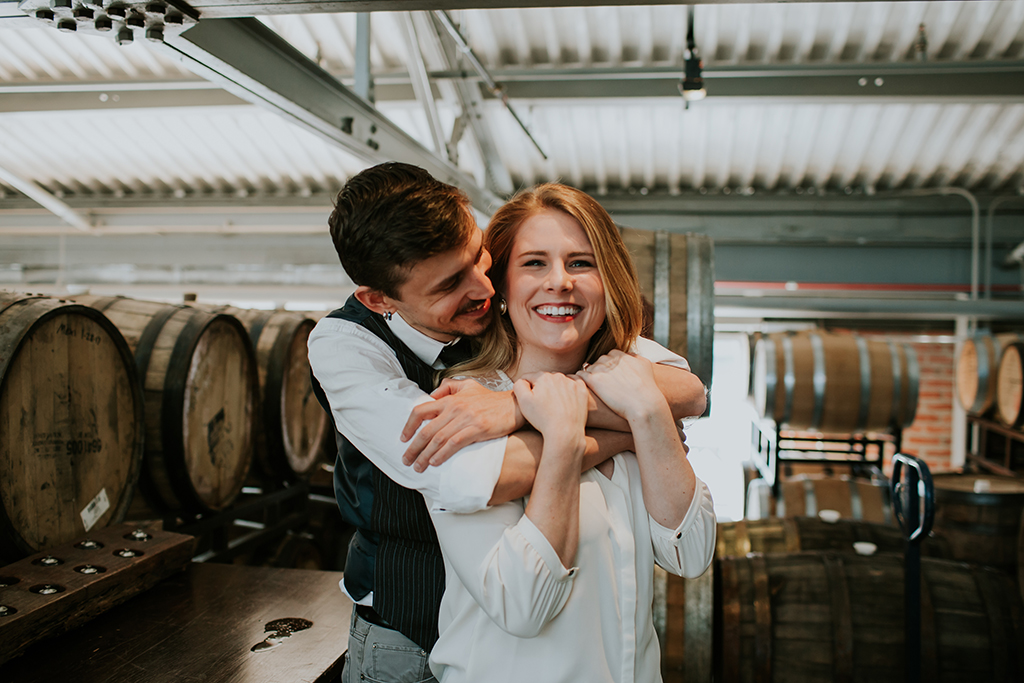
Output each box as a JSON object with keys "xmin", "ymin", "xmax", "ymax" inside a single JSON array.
[{"xmin": 311, "ymin": 296, "xmax": 445, "ymax": 651}]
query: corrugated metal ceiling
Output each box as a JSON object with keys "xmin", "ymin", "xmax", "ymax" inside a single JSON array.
[{"xmin": 1, "ymin": 2, "xmax": 1023, "ymax": 205}]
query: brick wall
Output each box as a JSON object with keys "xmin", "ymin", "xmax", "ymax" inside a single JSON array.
[{"xmin": 899, "ymin": 341, "xmax": 957, "ymax": 473}]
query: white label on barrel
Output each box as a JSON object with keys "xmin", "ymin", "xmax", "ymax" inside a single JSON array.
[{"xmin": 81, "ymin": 488, "xmax": 110, "ymax": 532}]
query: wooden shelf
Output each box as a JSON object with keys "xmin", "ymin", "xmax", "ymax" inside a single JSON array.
[
  {"xmin": 750, "ymin": 419, "xmax": 896, "ymax": 490},
  {"xmin": 966, "ymin": 415, "xmax": 1024, "ymax": 476}
]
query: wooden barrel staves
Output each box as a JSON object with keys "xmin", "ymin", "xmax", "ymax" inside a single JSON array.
[
  {"xmin": 956, "ymin": 332, "xmax": 1024, "ymax": 416},
  {"xmin": 208, "ymin": 307, "xmax": 330, "ymax": 483},
  {"xmin": 746, "ymin": 474, "xmax": 894, "ymax": 525},
  {"xmin": 657, "ymin": 518, "xmax": 951, "ymax": 683},
  {"xmin": 0, "ymin": 292, "xmax": 144, "ymax": 561},
  {"xmin": 655, "ymin": 566, "xmax": 714, "ymax": 683},
  {"xmin": 73, "ymin": 295, "xmax": 257, "ymax": 513},
  {"xmin": 619, "ymin": 229, "xmax": 714, "ymax": 409},
  {"xmin": 752, "ymin": 331, "xmax": 919, "ymax": 433},
  {"xmin": 715, "ymin": 552, "xmax": 1024, "ymax": 683},
  {"xmin": 931, "ymin": 473, "xmax": 1024, "ymax": 577},
  {"xmin": 996, "ymin": 342, "xmax": 1024, "ymax": 427}
]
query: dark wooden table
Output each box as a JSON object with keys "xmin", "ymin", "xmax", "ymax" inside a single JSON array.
[{"xmin": 1, "ymin": 562, "xmax": 351, "ymax": 683}]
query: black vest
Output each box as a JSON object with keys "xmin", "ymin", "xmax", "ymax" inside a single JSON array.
[{"xmin": 311, "ymin": 296, "xmax": 445, "ymax": 651}]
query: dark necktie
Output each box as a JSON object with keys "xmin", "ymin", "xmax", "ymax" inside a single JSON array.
[{"xmin": 438, "ymin": 337, "xmax": 474, "ymax": 367}]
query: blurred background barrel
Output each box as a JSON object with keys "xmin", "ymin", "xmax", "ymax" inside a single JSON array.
[
  {"xmin": 0, "ymin": 292, "xmax": 144, "ymax": 561},
  {"xmin": 956, "ymin": 332, "xmax": 1024, "ymax": 416},
  {"xmin": 620, "ymin": 229, "xmax": 714, "ymax": 405},
  {"xmin": 205, "ymin": 306, "xmax": 329, "ymax": 484},
  {"xmin": 73, "ymin": 295, "xmax": 257, "ymax": 513},
  {"xmin": 996, "ymin": 342, "xmax": 1024, "ymax": 427},
  {"xmin": 752, "ymin": 331, "xmax": 919, "ymax": 433},
  {"xmin": 746, "ymin": 474, "xmax": 893, "ymax": 525},
  {"xmin": 716, "ymin": 518, "xmax": 948, "ymax": 559},
  {"xmin": 931, "ymin": 473, "xmax": 1024, "ymax": 578},
  {"xmin": 715, "ymin": 552, "xmax": 1024, "ymax": 683}
]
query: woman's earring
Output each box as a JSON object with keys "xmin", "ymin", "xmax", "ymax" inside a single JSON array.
[
  {"xmin": 498, "ymin": 298, "xmax": 507, "ymax": 315},
  {"xmin": 384, "ymin": 311, "xmax": 394, "ymax": 321}
]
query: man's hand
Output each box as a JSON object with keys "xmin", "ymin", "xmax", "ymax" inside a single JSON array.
[{"xmin": 400, "ymin": 378, "xmax": 525, "ymax": 472}]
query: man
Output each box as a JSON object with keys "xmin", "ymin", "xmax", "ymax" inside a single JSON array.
[{"xmin": 309, "ymin": 162, "xmax": 706, "ymax": 683}]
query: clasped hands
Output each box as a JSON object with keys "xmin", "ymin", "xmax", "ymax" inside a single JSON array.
[{"xmin": 401, "ymin": 351, "xmax": 666, "ymax": 472}]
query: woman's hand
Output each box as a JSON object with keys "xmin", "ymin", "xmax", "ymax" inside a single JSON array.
[
  {"xmin": 577, "ymin": 350, "xmax": 667, "ymax": 424},
  {"xmin": 512, "ymin": 373, "xmax": 589, "ymax": 449}
]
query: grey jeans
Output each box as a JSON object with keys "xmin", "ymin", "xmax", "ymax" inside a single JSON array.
[{"xmin": 343, "ymin": 609, "xmax": 438, "ymax": 683}]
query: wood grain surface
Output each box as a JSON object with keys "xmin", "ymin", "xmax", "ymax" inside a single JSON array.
[
  {"xmin": 0, "ymin": 522, "xmax": 194, "ymax": 665},
  {"xmin": 0, "ymin": 562, "xmax": 351, "ymax": 683}
]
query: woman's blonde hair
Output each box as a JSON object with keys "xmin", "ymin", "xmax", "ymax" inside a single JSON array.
[{"xmin": 450, "ymin": 183, "xmax": 643, "ymax": 379}]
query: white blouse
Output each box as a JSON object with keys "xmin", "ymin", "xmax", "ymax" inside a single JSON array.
[{"xmin": 426, "ymin": 372, "xmax": 717, "ymax": 683}]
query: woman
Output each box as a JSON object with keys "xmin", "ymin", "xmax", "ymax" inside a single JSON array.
[{"xmin": 425, "ymin": 184, "xmax": 716, "ymax": 682}]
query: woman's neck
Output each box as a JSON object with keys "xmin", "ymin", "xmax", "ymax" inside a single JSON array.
[{"xmin": 510, "ymin": 345, "xmax": 588, "ymax": 380}]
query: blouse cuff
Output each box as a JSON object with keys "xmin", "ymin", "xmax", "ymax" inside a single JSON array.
[
  {"xmin": 514, "ymin": 514, "xmax": 578, "ymax": 581},
  {"xmin": 650, "ymin": 476, "xmax": 709, "ymax": 543}
]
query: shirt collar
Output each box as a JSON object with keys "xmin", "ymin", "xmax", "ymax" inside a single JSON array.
[{"xmin": 387, "ymin": 312, "xmax": 462, "ymax": 368}]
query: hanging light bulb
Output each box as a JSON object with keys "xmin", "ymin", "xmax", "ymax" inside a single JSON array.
[{"xmin": 679, "ymin": 6, "xmax": 706, "ymax": 105}]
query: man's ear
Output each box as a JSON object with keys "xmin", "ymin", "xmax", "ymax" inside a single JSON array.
[{"xmin": 354, "ymin": 286, "xmax": 394, "ymax": 316}]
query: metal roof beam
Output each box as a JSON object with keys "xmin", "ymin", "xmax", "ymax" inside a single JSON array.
[
  {"xmin": 0, "ymin": 164, "xmax": 93, "ymax": 231},
  {"xmin": 440, "ymin": 62, "xmax": 1024, "ymax": 103},
  {"xmin": 398, "ymin": 12, "xmax": 446, "ymax": 157},
  {"xmin": 3, "ymin": 193, "xmax": 1024, "ymax": 247},
  {"xmin": 6, "ymin": 59, "xmax": 1021, "ymax": 113},
  {"xmin": 426, "ymin": 10, "xmax": 514, "ymax": 196},
  {"xmin": 149, "ymin": 0, "xmax": 939, "ymax": 19},
  {"xmin": 0, "ymin": 86, "xmax": 248, "ymax": 113},
  {"xmin": 154, "ymin": 17, "xmax": 502, "ymax": 213}
]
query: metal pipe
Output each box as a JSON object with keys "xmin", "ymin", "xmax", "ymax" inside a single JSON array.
[
  {"xmin": 899, "ymin": 188, "xmax": 979, "ymax": 300},
  {"xmin": 715, "ymin": 295, "xmax": 1024, "ymax": 319},
  {"xmin": 433, "ymin": 10, "xmax": 548, "ymax": 160},
  {"xmin": 985, "ymin": 196, "xmax": 1024, "ymax": 299}
]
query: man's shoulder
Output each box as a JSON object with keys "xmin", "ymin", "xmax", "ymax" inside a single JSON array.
[{"xmin": 308, "ymin": 315, "xmax": 399, "ymax": 364}]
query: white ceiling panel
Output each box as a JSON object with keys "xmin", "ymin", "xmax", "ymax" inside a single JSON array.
[{"xmin": 0, "ymin": 2, "xmax": 1022, "ymax": 213}]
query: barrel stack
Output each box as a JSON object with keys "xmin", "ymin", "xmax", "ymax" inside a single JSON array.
[
  {"xmin": 955, "ymin": 332, "xmax": 1024, "ymax": 421},
  {"xmin": 200, "ymin": 305, "xmax": 330, "ymax": 484},
  {"xmin": 71, "ymin": 295, "xmax": 258, "ymax": 514},
  {"xmin": 0, "ymin": 292, "xmax": 145, "ymax": 562},
  {"xmin": 752, "ymin": 330, "xmax": 919, "ymax": 434}
]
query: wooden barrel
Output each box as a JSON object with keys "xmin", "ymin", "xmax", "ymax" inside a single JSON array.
[
  {"xmin": 620, "ymin": 229, "xmax": 714, "ymax": 402},
  {"xmin": 752, "ymin": 331, "xmax": 919, "ymax": 432},
  {"xmin": 932, "ymin": 473, "xmax": 1024, "ymax": 576},
  {"xmin": 0, "ymin": 292, "xmax": 144, "ymax": 561},
  {"xmin": 956, "ymin": 332, "xmax": 1024, "ymax": 415},
  {"xmin": 207, "ymin": 306, "xmax": 330, "ymax": 482},
  {"xmin": 73, "ymin": 295, "xmax": 257, "ymax": 512},
  {"xmin": 716, "ymin": 518, "xmax": 949, "ymax": 559},
  {"xmin": 715, "ymin": 552, "xmax": 1024, "ymax": 682},
  {"xmin": 746, "ymin": 474, "xmax": 893, "ymax": 525},
  {"xmin": 656, "ymin": 565, "xmax": 713, "ymax": 683},
  {"xmin": 996, "ymin": 342, "xmax": 1024, "ymax": 427}
]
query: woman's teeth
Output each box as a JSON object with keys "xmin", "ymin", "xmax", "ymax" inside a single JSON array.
[{"xmin": 536, "ymin": 305, "xmax": 581, "ymax": 317}]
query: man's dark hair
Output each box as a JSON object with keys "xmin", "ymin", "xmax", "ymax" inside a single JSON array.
[{"xmin": 329, "ymin": 162, "xmax": 474, "ymax": 299}]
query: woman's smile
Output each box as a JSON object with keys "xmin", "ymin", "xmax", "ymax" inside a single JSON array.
[{"xmin": 505, "ymin": 208, "xmax": 606, "ymax": 375}]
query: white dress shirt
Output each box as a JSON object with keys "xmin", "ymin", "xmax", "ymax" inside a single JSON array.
[
  {"xmin": 426, "ymin": 373, "xmax": 717, "ymax": 683},
  {"xmin": 308, "ymin": 311, "xmax": 508, "ymax": 516}
]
